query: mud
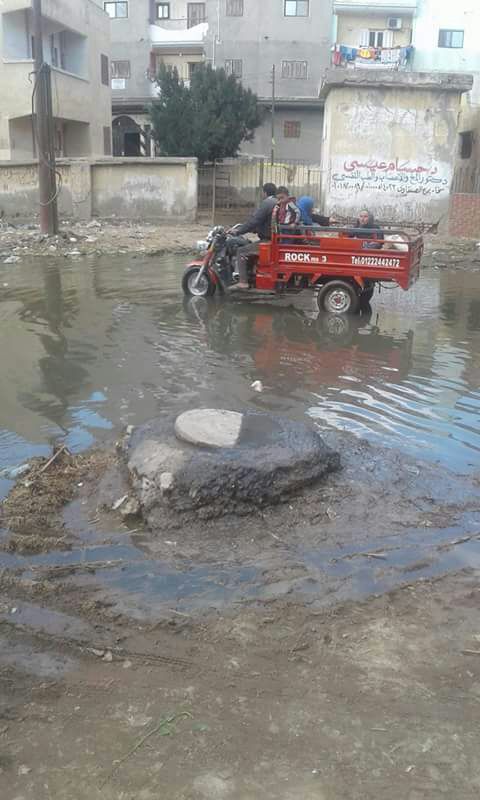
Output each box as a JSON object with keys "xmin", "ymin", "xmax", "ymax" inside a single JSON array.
[
  {"xmin": 1, "ymin": 218, "xmax": 480, "ymax": 267},
  {"xmin": 1, "ymin": 568, "xmax": 480, "ymax": 799},
  {"xmin": 0, "ymin": 448, "xmax": 112, "ymax": 554},
  {"xmin": 0, "ymin": 220, "xmax": 207, "ymax": 260},
  {"xmin": 1, "ymin": 237, "xmax": 480, "ymax": 797}
]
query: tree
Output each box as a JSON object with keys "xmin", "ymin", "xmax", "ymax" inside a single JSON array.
[{"xmin": 149, "ymin": 64, "xmax": 262, "ymax": 162}]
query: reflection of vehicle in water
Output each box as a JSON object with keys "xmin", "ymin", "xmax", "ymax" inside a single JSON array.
[
  {"xmin": 182, "ymin": 224, "xmax": 423, "ymax": 315},
  {"xmin": 183, "ymin": 298, "xmax": 414, "ymax": 391}
]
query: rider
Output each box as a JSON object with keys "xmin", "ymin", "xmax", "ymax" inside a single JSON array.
[
  {"xmin": 297, "ymin": 196, "xmax": 332, "ymax": 227},
  {"xmin": 272, "ymin": 186, "xmax": 301, "ymax": 245},
  {"xmin": 348, "ymin": 209, "xmax": 384, "ymax": 250},
  {"xmin": 231, "ymin": 183, "xmax": 277, "ymax": 289}
]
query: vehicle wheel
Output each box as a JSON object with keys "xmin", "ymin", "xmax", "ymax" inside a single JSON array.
[
  {"xmin": 318, "ymin": 280, "xmax": 360, "ymax": 315},
  {"xmin": 182, "ymin": 267, "xmax": 216, "ymax": 298}
]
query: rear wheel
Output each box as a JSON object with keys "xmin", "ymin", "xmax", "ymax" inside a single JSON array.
[
  {"xmin": 182, "ymin": 266, "xmax": 216, "ymax": 298},
  {"xmin": 317, "ymin": 280, "xmax": 360, "ymax": 315}
]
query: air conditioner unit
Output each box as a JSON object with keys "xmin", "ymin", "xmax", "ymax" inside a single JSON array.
[{"xmin": 388, "ymin": 17, "xmax": 402, "ymax": 30}]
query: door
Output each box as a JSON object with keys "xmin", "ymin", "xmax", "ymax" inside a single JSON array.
[
  {"xmin": 187, "ymin": 3, "xmax": 206, "ymax": 28},
  {"xmin": 124, "ymin": 132, "xmax": 141, "ymax": 157}
]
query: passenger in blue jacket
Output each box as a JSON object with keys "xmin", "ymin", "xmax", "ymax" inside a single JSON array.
[{"xmin": 297, "ymin": 196, "xmax": 332, "ymax": 227}]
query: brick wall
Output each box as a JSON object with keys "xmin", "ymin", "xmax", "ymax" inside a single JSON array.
[{"xmin": 449, "ymin": 194, "xmax": 480, "ymax": 237}]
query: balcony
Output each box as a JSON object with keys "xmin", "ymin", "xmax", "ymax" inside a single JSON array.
[
  {"xmin": 332, "ymin": 44, "xmax": 414, "ymax": 70},
  {"xmin": 149, "ymin": 21, "xmax": 208, "ymax": 51},
  {"xmin": 2, "ymin": 9, "xmax": 88, "ymax": 78},
  {"xmin": 334, "ymin": 0, "xmax": 417, "ymax": 13},
  {"xmin": 3, "ymin": 60, "xmax": 93, "ymax": 123},
  {"xmin": 1, "ymin": 0, "xmax": 89, "ymax": 36}
]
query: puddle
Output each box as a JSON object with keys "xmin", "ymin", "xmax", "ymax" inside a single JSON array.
[{"xmin": 1, "ymin": 254, "xmax": 480, "ymax": 618}]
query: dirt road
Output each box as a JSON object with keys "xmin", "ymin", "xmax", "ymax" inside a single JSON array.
[
  {"xmin": 1, "ymin": 436, "xmax": 480, "ymax": 798},
  {"xmin": 1, "ymin": 218, "xmax": 480, "ymax": 266},
  {"xmin": 1, "ymin": 571, "xmax": 479, "ymax": 799}
]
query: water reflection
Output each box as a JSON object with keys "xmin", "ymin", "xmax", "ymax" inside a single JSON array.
[{"xmin": 0, "ymin": 255, "xmax": 479, "ymax": 480}]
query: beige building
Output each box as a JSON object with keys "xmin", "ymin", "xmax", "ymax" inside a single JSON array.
[
  {"xmin": 0, "ymin": 0, "xmax": 112, "ymax": 160},
  {"xmin": 332, "ymin": 1, "xmax": 417, "ymax": 69}
]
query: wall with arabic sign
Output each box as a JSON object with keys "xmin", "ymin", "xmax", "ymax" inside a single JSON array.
[{"xmin": 321, "ymin": 84, "xmax": 462, "ymax": 223}]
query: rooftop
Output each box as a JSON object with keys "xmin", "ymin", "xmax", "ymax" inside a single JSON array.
[{"xmin": 320, "ymin": 69, "xmax": 474, "ymax": 99}]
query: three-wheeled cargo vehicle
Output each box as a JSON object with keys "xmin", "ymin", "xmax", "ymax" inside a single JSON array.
[{"xmin": 182, "ymin": 224, "xmax": 424, "ymax": 314}]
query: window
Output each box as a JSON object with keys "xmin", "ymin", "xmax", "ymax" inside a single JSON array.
[
  {"xmin": 187, "ymin": 3, "xmax": 206, "ymax": 28},
  {"xmin": 226, "ymin": 0, "xmax": 243, "ymax": 15},
  {"xmin": 111, "ymin": 60, "xmax": 130, "ymax": 78},
  {"xmin": 369, "ymin": 30, "xmax": 384, "ymax": 48},
  {"xmin": 225, "ymin": 59, "xmax": 242, "ymax": 77},
  {"xmin": 156, "ymin": 2, "xmax": 170, "ymax": 18},
  {"xmin": 104, "ymin": 2, "xmax": 128, "ymax": 18},
  {"xmin": 281, "ymin": 60, "xmax": 308, "ymax": 79},
  {"xmin": 459, "ymin": 131, "xmax": 474, "ymax": 160},
  {"xmin": 50, "ymin": 34, "xmax": 58, "ymax": 67},
  {"xmin": 101, "ymin": 54, "xmax": 109, "ymax": 86},
  {"xmin": 188, "ymin": 61, "xmax": 199, "ymax": 79},
  {"xmin": 103, "ymin": 127, "xmax": 112, "ymax": 156},
  {"xmin": 284, "ymin": 0, "xmax": 309, "ymax": 17},
  {"xmin": 438, "ymin": 29, "xmax": 464, "ymax": 48},
  {"xmin": 284, "ymin": 121, "xmax": 301, "ymax": 138}
]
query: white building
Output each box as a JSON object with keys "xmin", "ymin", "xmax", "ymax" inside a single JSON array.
[
  {"xmin": 412, "ymin": 0, "xmax": 480, "ymax": 166},
  {"xmin": 412, "ymin": 0, "xmax": 480, "ymax": 88}
]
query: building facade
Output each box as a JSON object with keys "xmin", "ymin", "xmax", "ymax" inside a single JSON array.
[
  {"xmin": 0, "ymin": 0, "xmax": 112, "ymax": 160},
  {"xmin": 411, "ymin": 0, "xmax": 480, "ymax": 169},
  {"xmin": 108, "ymin": 0, "xmax": 331, "ymax": 161},
  {"xmin": 331, "ymin": 1, "xmax": 417, "ymax": 71}
]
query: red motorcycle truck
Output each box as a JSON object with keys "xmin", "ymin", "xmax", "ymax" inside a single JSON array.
[{"xmin": 182, "ymin": 224, "xmax": 424, "ymax": 315}]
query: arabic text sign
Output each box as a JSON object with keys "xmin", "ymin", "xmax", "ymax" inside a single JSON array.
[{"xmin": 331, "ymin": 158, "xmax": 451, "ymax": 199}]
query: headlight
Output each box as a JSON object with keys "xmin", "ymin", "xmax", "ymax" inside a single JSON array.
[{"xmin": 196, "ymin": 240, "xmax": 208, "ymax": 252}]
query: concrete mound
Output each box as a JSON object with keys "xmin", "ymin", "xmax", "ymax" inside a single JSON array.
[{"xmin": 124, "ymin": 410, "xmax": 340, "ymax": 528}]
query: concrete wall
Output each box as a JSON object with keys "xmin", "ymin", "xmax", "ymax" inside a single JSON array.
[
  {"xmin": 208, "ymin": 0, "xmax": 331, "ymax": 100},
  {"xmin": 241, "ymin": 107, "xmax": 323, "ymax": 162},
  {"xmin": 412, "ymin": 0, "xmax": 480, "ymax": 82},
  {"xmin": 91, "ymin": 158, "xmax": 197, "ymax": 219},
  {"xmin": 320, "ymin": 72, "xmax": 469, "ymax": 223},
  {"xmin": 0, "ymin": 157, "xmax": 198, "ymax": 222},
  {"xmin": 110, "ymin": 0, "xmax": 151, "ymax": 106}
]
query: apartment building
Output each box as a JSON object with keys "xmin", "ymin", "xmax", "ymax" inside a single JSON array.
[
  {"xmin": 0, "ymin": 0, "xmax": 112, "ymax": 160},
  {"xmin": 108, "ymin": 1, "xmax": 208, "ymax": 156},
  {"xmin": 331, "ymin": 1, "xmax": 417, "ymax": 70},
  {"xmin": 108, "ymin": 0, "xmax": 331, "ymax": 160}
]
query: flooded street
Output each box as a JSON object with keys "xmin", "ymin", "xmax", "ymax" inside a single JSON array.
[
  {"xmin": 1, "ymin": 254, "xmax": 479, "ymax": 478},
  {"xmin": 1, "ymin": 253, "xmax": 480, "ymax": 799},
  {"xmin": 1, "ymin": 255, "xmax": 480, "ymax": 607}
]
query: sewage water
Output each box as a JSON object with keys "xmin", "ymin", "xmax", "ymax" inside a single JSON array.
[{"xmin": 0, "ymin": 254, "xmax": 479, "ymax": 613}]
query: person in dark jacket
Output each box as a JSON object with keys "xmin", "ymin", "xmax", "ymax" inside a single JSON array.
[
  {"xmin": 348, "ymin": 209, "xmax": 384, "ymax": 249},
  {"xmin": 297, "ymin": 196, "xmax": 332, "ymax": 227},
  {"xmin": 231, "ymin": 183, "xmax": 277, "ymax": 288}
]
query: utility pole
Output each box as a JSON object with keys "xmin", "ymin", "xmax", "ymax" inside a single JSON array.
[
  {"xmin": 270, "ymin": 64, "xmax": 276, "ymax": 167},
  {"xmin": 33, "ymin": 0, "xmax": 58, "ymax": 235}
]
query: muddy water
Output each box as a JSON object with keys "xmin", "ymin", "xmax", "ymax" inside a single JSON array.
[
  {"xmin": 0, "ymin": 254, "xmax": 479, "ymax": 479},
  {"xmin": 1, "ymin": 254, "xmax": 480, "ymax": 616}
]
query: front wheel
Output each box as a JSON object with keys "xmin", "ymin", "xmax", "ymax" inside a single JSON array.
[
  {"xmin": 182, "ymin": 266, "xmax": 216, "ymax": 298},
  {"xmin": 317, "ymin": 280, "xmax": 360, "ymax": 315}
]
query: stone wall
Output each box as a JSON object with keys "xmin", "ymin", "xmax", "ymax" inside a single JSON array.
[
  {"xmin": 0, "ymin": 157, "xmax": 198, "ymax": 222},
  {"xmin": 449, "ymin": 194, "xmax": 480, "ymax": 238}
]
